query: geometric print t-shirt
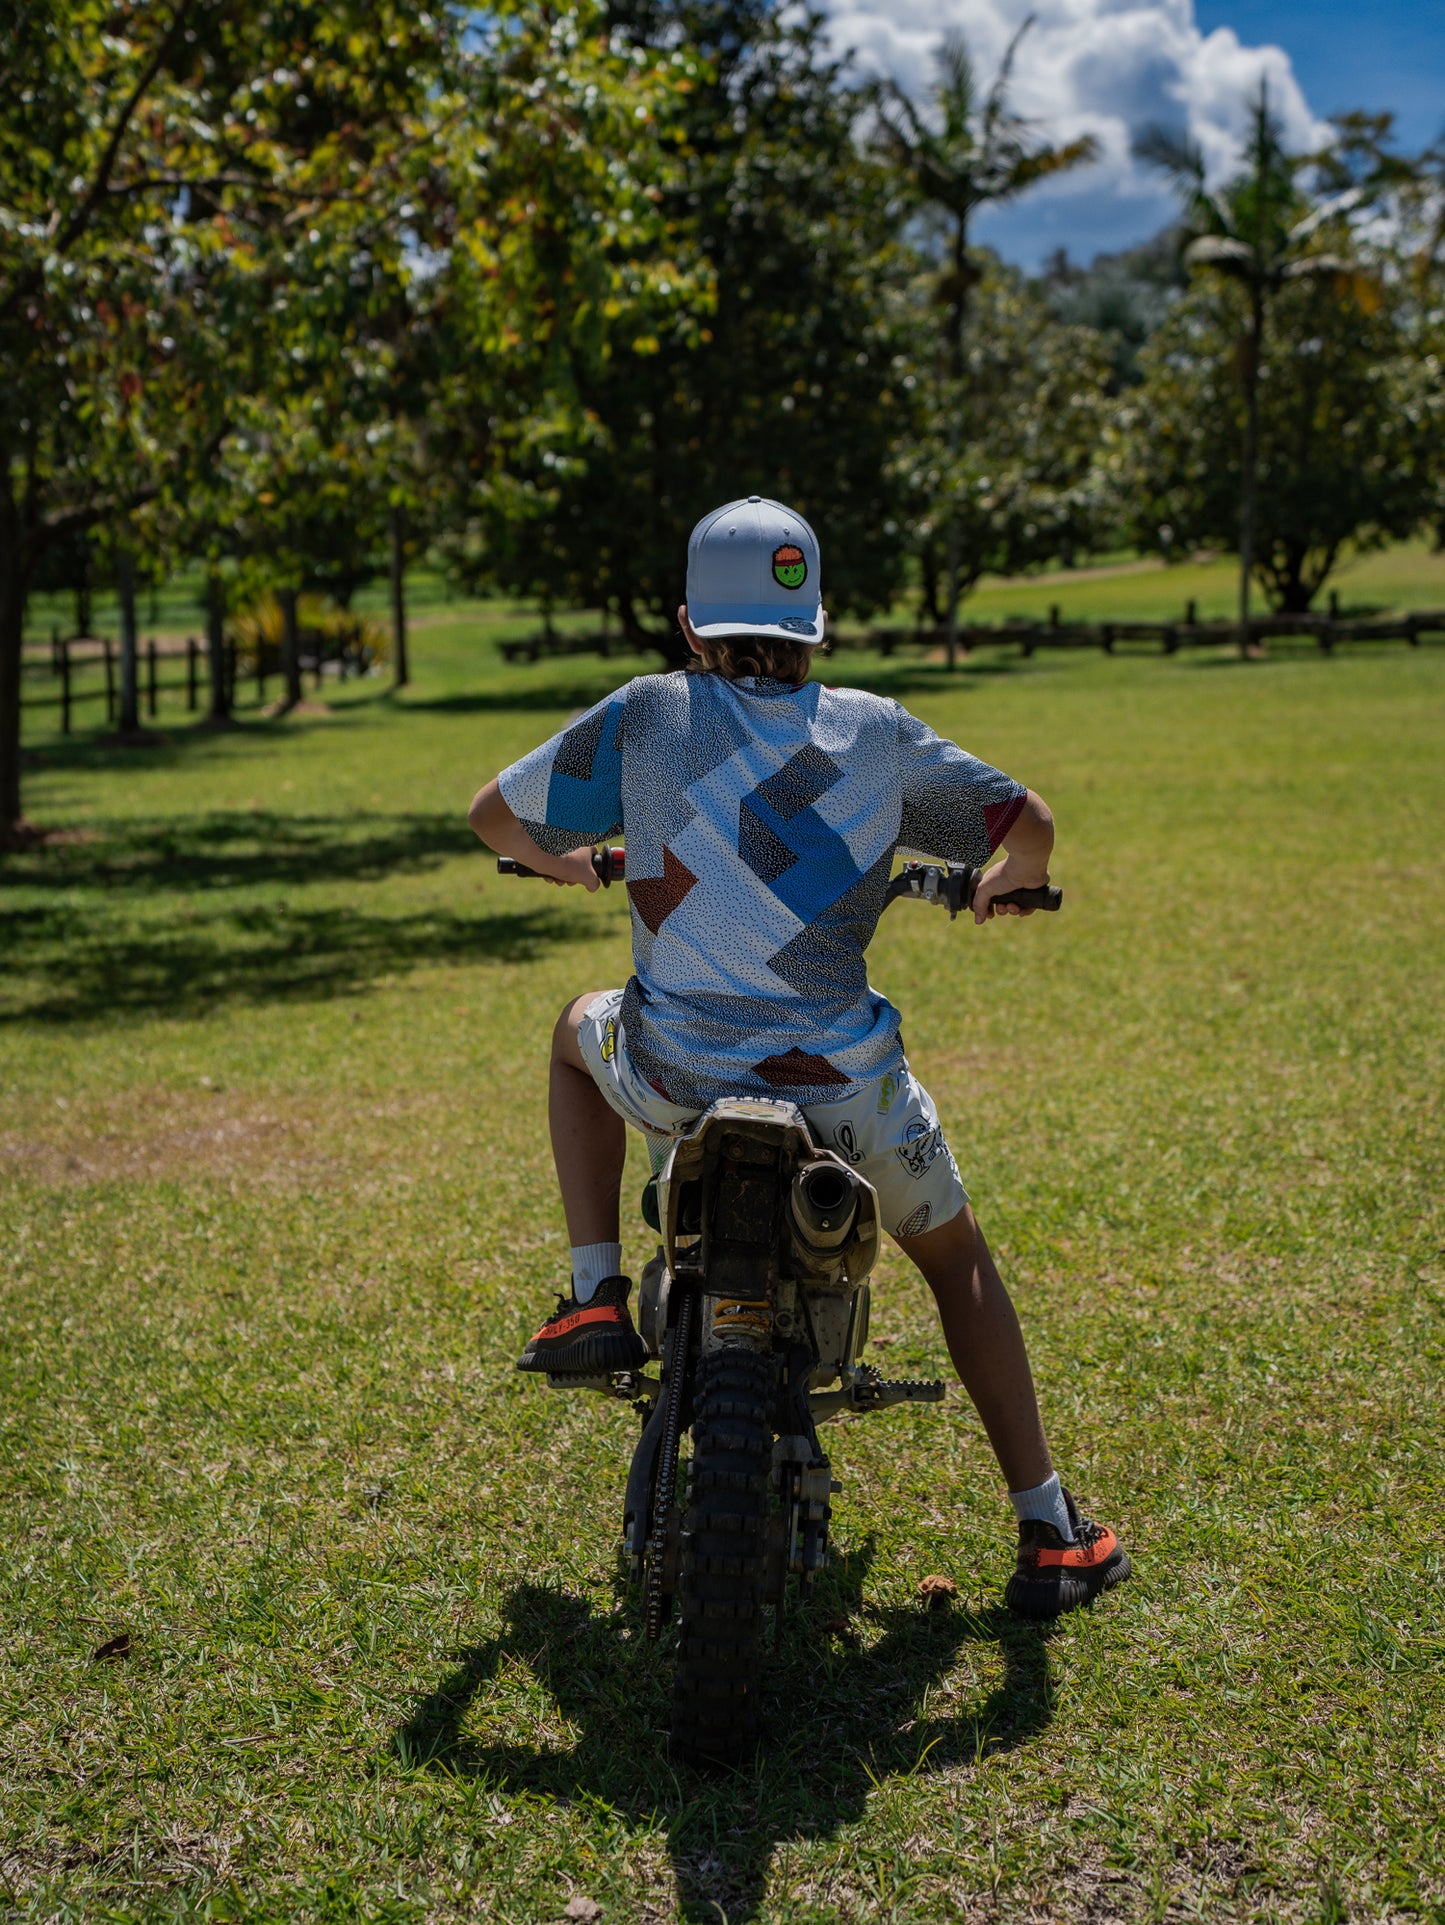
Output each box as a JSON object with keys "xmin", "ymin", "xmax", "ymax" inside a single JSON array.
[{"xmin": 497, "ymin": 669, "xmax": 1026, "ymax": 1110}]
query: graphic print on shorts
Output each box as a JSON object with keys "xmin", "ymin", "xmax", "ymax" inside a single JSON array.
[
  {"xmin": 896, "ymin": 1202, "xmax": 932, "ymax": 1237},
  {"xmin": 832, "ymin": 1121, "xmax": 864, "ymax": 1166},
  {"xmin": 896, "ymin": 1118, "xmax": 945, "ymax": 1181},
  {"xmin": 772, "ymin": 543, "xmax": 807, "ymax": 590}
]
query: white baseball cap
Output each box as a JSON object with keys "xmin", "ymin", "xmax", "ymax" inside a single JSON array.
[{"xmin": 685, "ymin": 495, "xmax": 824, "ymax": 646}]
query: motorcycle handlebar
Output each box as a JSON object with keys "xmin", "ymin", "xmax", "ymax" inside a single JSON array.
[
  {"xmin": 496, "ymin": 847, "xmax": 625, "ymax": 886},
  {"xmin": 496, "ymin": 848, "xmax": 1060, "ymax": 916}
]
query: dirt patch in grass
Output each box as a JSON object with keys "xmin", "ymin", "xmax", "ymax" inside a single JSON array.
[{"xmin": 0, "ymin": 1090, "xmax": 341, "ymax": 1188}]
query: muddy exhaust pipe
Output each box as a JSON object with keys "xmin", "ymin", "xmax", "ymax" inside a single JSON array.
[{"xmin": 788, "ymin": 1160, "xmax": 860, "ymax": 1257}]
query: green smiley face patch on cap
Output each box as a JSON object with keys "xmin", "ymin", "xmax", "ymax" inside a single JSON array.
[{"xmin": 772, "ymin": 543, "xmax": 807, "ymax": 590}]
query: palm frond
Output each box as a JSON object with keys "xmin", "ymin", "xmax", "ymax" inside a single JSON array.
[
  {"xmin": 934, "ymin": 32, "xmax": 977, "ymax": 146},
  {"xmin": 1287, "ymin": 185, "xmax": 1366, "ymax": 245},
  {"xmin": 982, "ymin": 15, "xmax": 1035, "ymax": 127},
  {"xmin": 999, "ymin": 134, "xmax": 1100, "ymax": 198},
  {"xmin": 1133, "ymin": 122, "xmax": 1206, "ymax": 194},
  {"xmin": 1183, "ymin": 234, "xmax": 1257, "ymax": 277}
]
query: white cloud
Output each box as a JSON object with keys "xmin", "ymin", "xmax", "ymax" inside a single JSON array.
[{"xmin": 819, "ymin": 0, "xmax": 1334, "ymax": 262}]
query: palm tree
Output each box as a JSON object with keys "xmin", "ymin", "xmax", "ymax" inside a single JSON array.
[
  {"xmin": 876, "ymin": 20, "xmax": 1099, "ymax": 663},
  {"xmin": 1135, "ymin": 87, "xmax": 1372, "ymax": 652}
]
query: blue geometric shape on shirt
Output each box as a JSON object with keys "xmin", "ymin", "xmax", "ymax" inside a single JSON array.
[
  {"xmin": 766, "ymin": 846, "xmax": 894, "ymax": 999},
  {"xmin": 756, "ymin": 744, "xmax": 840, "ymax": 821},
  {"xmin": 545, "ymin": 700, "xmax": 623, "ymax": 834},
  {"xmin": 738, "ymin": 781, "xmax": 862, "ymax": 924}
]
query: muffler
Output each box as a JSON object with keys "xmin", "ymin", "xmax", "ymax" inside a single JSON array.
[{"xmin": 787, "ymin": 1160, "xmax": 859, "ymax": 1256}]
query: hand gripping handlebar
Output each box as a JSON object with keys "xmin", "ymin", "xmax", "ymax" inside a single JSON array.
[
  {"xmin": 495, "ymin": 847, "xmax": 626, "ymax": 886},
  {"xmin": 881, "ymin": 860, "xmax": 1061, "ymax": 918},
  {"xmin": 495, "ymin": 846, "xmax": 1059, "ymax": 917}
]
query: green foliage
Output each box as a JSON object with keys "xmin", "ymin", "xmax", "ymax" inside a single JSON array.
[
  {"xmin": 1113, "ymin": 266, "xmax": 1441, "ymax": 609},
  {"xmin": 897, "ymin": 267, "xmax": 1115, "ymax": 610},
  {"xmin": 453, "ymin": 2, "xmax": 912, "ymax": 651},
  {"xmin": 872, "ymin": 24, "xmax": 1103, "ymax": 631},
  {"xmin": 228, "ymin": 590, "xmax": 388, "ymax": 673}
]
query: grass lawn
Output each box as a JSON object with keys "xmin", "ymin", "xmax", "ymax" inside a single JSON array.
[{"xmin": 2, "ymin": 619, "xmax": 1443, "ymax": 1923}]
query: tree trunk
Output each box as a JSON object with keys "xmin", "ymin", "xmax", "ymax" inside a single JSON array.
[
  {"xmin": 280, "ymin": 585, "xmax": 302, "ymax": 708},
  {"xmin": 942, "ymin": 213, "xmax": 971, "ymax": 672},
  {"xmin": 118, "ymin": 550, "xmax": 140, "ymax": 732},
  {"xmin": 75, "ymin": 545, "xmax": 92, "ymax": 640},
  {"xmin": 389, "ymin": 504, "xmax": 409, "ymax": 688},
  {"xmin": 0, "ymin": 548, "xmax": 26, "ymax": 841},
  {"xmin": 1237, "ymin": 293, "xmax": 1264, "ymax": 657},
  {"xmin": 205, "ymin": 569, "xmax": 230, "ymax": 723}
]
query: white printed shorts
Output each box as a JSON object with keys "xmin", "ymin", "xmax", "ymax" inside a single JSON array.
[{"xmin": 576, "ymin": 988, "xmax": 968, "ymax": 1240}]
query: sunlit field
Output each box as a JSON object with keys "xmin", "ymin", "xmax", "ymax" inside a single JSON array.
[{"xmin": 2, "ymin": 613, "xmax": 1442, "ymax": 1922}]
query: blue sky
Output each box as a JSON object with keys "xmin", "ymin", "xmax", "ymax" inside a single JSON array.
[
  {"xmin": 1195, "ymin": 0, "xmax": 1445, "ymax": 151},
  {"xmin": 822, "ymin": 0, "xmax": 1445, "ymax": 267}
]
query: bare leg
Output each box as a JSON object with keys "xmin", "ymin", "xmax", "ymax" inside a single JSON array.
[
  {"xmin": 549, "ymin": 992, "xmax": 627, "ymax": 1247},
  {"xmin": 895, "ymin": 1203, "xmax": 1053, "ymax": 1493}
]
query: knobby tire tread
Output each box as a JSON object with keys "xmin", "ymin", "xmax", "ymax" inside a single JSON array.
[{"xmin": 670, "ymin": 1347, "xmax": 772, "ymax": 1766}]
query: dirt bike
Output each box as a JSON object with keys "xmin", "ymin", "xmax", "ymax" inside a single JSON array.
[{"xmin": 499, "ymin": 845, "xmax": 1060, "ymax": 1762}]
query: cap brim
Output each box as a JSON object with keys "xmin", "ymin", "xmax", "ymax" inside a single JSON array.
[{"xmin": 689, "ymin": 602, "xmax": 826, "ymax": 646}]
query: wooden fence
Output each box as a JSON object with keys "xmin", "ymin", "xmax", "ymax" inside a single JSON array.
[
  {"xmin": 19, "ymin": 630, "xmax": 373, "ymax": 732},
  {"xmin": 497, "ymin": 600, "xmax": 1445, "ymax": 668}
]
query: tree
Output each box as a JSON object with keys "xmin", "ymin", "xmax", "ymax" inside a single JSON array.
[
  {"xmin": 1111, "ymin": 263, "xmax": 1439, "ymax": 611},
  {"xmin": 1133, "ymin": 86, "xmax": 1401, "ymax": 643},
  {"xmin": 0, "ymin": 0, "xmax": 466, "ymax": 840},
  {"xmin": 893, "ymin": 265, "xmax": 1113, "ymax": 614},
  {"xmin": 875, "ymin": 21, "xmax": 1098, "ymax": 661},
  {"xmin": 450, "ymin": 0, "xmax": 912, "ymax": 658},
  {"xmin": 0, "ymin": 0, "xmax": 698, "ymax": 838}
]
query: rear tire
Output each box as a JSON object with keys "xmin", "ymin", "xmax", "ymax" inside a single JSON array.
[{"xmin": 669, "ymin": 1346, "xmax": 772, "ymax": 1765}]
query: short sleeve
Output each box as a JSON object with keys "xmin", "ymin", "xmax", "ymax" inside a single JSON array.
[
  {"xmin": 896, "ymin": 704, "xmax": 1027, "ymax": 866},
  {"xmin": 497, "ymin": 688, "xmax": 626, "ymax": 855}
]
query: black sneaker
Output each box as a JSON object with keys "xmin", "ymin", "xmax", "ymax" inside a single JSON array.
[
  {"xmin": 515, "ymin": 1277, "xmax": 647, "ymax": 1375},
  {"xmin": 1004, "ymin": 1488, "xmax": 1131, "ymax": 1619}
]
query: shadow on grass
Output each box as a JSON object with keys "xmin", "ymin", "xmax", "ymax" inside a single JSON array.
[
  {"xmin": 1, "ymin": 900, "xmax": 585, "ymax": 1022},
  {"xmin": 0, "ymin": 812, "xmax": 591, "ymax": 1021},
  {"xmin": 0, "ymin": 811, "xmax": 474, "ymax": 895},
  {"xmin": 398, "ymin": 1557, "xmax": 1053, "ymax": 1923}
]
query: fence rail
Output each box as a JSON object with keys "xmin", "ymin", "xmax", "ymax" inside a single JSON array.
[
  {"xmin": 19, "ymin": 631, "xmax": 373, "ymax": 731},
  {"xmin": 496, "ymin": 602, "xmax": 1445, "ymax": 668},
  {"xmin": 851, "ymin": 604, "xmax": 1445, "ymax": 659}
]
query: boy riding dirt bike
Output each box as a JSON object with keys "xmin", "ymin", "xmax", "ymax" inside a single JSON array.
[{"xmin": 469, "ymin": 495, "xmax": 1130, "ymax": 1631}]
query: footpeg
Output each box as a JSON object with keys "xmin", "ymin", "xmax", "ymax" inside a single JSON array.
[
  {"xmin": 544, "ymin": 1369, "xmax": 660, "ymax": 1402},
  {"xmin": 850, "ymin": 1370, "xmax": 946, "ymax": 1411},
  {"xmin": 808, "ymin": 1365, "xmax": 946, "ymax": 1421}
]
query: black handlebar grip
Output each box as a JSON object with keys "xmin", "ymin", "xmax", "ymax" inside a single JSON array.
[
  {"xmin": 990, "ymin": 884, "xmax": 1063, "ymax": 912},
  {"xmin": 496, "ymin": 848, "xmax": 625, "ymax": 883}
]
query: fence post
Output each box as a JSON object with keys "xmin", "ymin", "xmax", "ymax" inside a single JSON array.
[
  {"xmin": 1184, "ymin": 599, "xmax": 1197, "ymax": 626},
  {"xmin": 1407, "ymin": 614, "xmax": 1420, "ymax": 648},
  {"xmin": 256, "ymin": 639, "xmax": 266, "ymax": 705},
  {"xmin": 1163, "ymin": 624, "xmax": 1178, "ymax": 655},
  {"xmin": 1049, "ymin": 603, "xmax": 1061, "ymax": 629},
  {"xmin": 146, "ymin": 638, "xmax": 158, "ymax": 717},
  {"xmin": 1101, "ymin": 624, "xmax": 1115, "ymax": 655},
  {"xmin": 186, "ymin": 636, "xmax": 198, "ymax": 711},
  {"xmin": 60, "ymin": 639, "xmax": 71, "ymax": 735},
  {"xmin": 104, "ymin": 637, "xmax": 116, "ymax": 723},
  {"xmin": 51, "ymin": 626, "xmax": 60, "ymax": 674},
  {"xmin": 1328, "ymin": 588, "xmax": 1340, "ymax": 619}
]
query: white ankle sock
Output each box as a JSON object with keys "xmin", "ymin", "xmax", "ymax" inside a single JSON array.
[
  {"xmin": 1009, "ymin": 1472, "xmax": 1075, "ymax": 1541},
  {"xmin": 571, "ymin": 1243, "xmax": 622, "ymax": 1303}
]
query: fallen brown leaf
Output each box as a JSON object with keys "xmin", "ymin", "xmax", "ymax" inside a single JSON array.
[
  {"xmin": 92, "ymin": 1632, "xmax": 131, "ymax": 1661},
  {"xmin": 916, "ymin": 1574, "xmax": 957, "ymax": 1609}
]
